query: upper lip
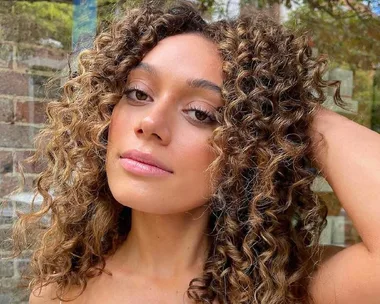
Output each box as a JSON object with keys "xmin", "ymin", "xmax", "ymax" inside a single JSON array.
[{"xmin": 120, "ymin": 149, "xmax": 173, "ymax": 173}]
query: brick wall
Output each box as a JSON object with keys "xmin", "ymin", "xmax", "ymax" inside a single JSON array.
[{"xmin": 0, "ymin": 40, "xmax": 66, "ymax": 304}]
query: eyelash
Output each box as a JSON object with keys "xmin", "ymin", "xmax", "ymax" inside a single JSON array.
[{"xmin": 123, "ymin": 86, "xmax": 217, "ymax": 125}]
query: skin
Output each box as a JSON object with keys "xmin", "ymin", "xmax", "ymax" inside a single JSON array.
[
  {"xmin": 307, "ymin": 107, "xmax": 380, "ymax": 304},
  {"xmin": 102, "ymin": 33, "xmax": 224, "ymax": 303}
]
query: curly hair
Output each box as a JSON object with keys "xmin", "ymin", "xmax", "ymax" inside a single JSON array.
[{"xmin": 8, "ymin": 0, "xmax": 348, "ymax": 303}]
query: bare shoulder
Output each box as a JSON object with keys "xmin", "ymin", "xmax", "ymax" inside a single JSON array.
[
  {"xmin": 309, "ymin": 243, "xmax": 380, "ymax": 304},
  {"xmin": 29, "ymin": 283, "xmax": 61, "ymax": 304},
  {"xmin": 307, "ymin": 245, "xmax": 346, "ymax": 304},
  {"xmin": 29, "ymin": 282, "xmax": 84, "ymax": 304}
]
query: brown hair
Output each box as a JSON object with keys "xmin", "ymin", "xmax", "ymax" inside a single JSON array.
[{"xmin": 9, "ymin": 0, "xmax": 347, "ymax": 303}]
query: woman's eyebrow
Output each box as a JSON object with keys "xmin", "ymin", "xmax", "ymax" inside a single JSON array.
[{"xmin": 131, "ymin": 62, "xmax": 222, "ymax": 95}]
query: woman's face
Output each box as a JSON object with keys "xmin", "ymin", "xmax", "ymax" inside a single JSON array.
[{"xmin": 105, "ymin": 33, "xmax": 224, "ymax": 214}]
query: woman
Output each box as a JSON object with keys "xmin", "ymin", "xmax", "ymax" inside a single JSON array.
[{"xmin": 10, "ymin": 0, "xmax": 380, "ymax": 303}]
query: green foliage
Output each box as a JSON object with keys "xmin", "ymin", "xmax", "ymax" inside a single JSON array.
[
  {"xmin": 0, "ymin": 1, "xmax": 72, "ymax": 49},
  {"xmin": 285, "ymin": 4, "xmax": 380, "ymax": 70},
  {"xmin": 355, "ymin": 70, "xmax": 374, "ymax": 102},
  {"xmin": 372, "ymin": 70, "xmax": 380, "ymax": 132},
  {"xmin": 353, "ymin": 70, "xmax": 374, "ymax": 128},
  {"xmin": 97, "ymin": 0, "xmax": 119, "ymax": 30},
  {"xmin": 284, "ymin": 3, "xmax": 380, "ymax": 131}
]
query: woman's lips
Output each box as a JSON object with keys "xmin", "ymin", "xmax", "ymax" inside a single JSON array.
[
  {"xmin": 120, "ymin": 149, "xmax": 173, "ymax": 173},
  {"xmin": 119, "ymin": 157, "xmax": 173, "ymax": 177}
]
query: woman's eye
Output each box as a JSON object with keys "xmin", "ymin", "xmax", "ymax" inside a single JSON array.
[
  {"xmin": 123, "ymin": 88, "xmax": 151, "ymax": 102},
  {"xmin": 123, "ymin": 87, "xmax": 217, "ymax": 126},
  {"xmin": 185, "ymin": 106, "xmax": 217, "ymax": 125}
]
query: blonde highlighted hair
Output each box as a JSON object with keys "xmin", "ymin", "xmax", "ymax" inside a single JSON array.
[{"xmin": 9, "ymin": 1, "xmax": 346, "ymax": 303}]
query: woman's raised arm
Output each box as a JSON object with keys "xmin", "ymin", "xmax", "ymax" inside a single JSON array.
[{"xmin": 308, "ymin": 106, "xmax": 380, "ymax": 304}]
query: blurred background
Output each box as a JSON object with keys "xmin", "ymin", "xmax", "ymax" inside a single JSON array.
[{"xmin": 0, "ymin": 0, "xmax": 379, "ymax": 303}]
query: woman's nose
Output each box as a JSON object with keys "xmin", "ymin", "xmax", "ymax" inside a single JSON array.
[{"xmin": 134, "ymin": 102, "xmax": 172, "ymax": 145}]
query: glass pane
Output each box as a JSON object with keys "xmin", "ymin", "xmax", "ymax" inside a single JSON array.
[
  {"xmin": 0, "ymin": 1, "xmax": 100, "ymax": 302},
  {"xmin": 283, "ymin": 4, "xmax": 380, "ymax": 249}
]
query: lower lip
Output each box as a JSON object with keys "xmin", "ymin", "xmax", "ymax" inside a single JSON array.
[{"xmin": 119, "ymin": 158, "xmax": 172, "ymax": 176}]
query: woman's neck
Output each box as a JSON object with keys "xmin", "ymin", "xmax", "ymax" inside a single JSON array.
[{"xmin": 109, "ymin": 205, "xmax": 211, "ymax": 279}]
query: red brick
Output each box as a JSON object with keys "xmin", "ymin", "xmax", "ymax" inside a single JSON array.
[
  {"xmin": 0, "ymin": 124, "xmax": 40, "ymax": 148},
  {"xmin": 0, "ymin": 43, "xmax": 13, "ymax": 69},
  {"xmin": 15, "ymin": 100, "xmax": 47, "ymax": 124},
  {"xmin": 0, "ymin": 71, "xmax": 61, "ymax": 99},
  {"xmin": 14, "ymin": 150, "xmax": 46, "ymax": 174},
  {"xmin": 0, "ymin": 151, "xmax": 13, "ymax": 173},
  {"xmin": 0, "ymin": 175, "xmax": 36, "ymax": 198},
  {"xmin": 0, "ymin": 175, "xmax": 19, "ymax": 198},
  {"xmin": 30, "ymin": 74, "xmax": 62, "ymax": 99},
  {"xmin": 17, "ymin": 44, "xmax": 66, "ymax": 70},
  {"xmin": 0, "ymin": 71, "xmax": 28, "ymax": 96},
  {"xmin": 0, "ymin": 97, "xmax": 14, "ymax": 123}
]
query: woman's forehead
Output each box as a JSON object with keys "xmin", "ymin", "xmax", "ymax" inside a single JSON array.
[
  {"xmin": 137, "ymin": 33, "xmax": 224, "ymax": 84},
  {"xmin": 129, "ymin": 34, "xmax": 223, "ymax": 90}
]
